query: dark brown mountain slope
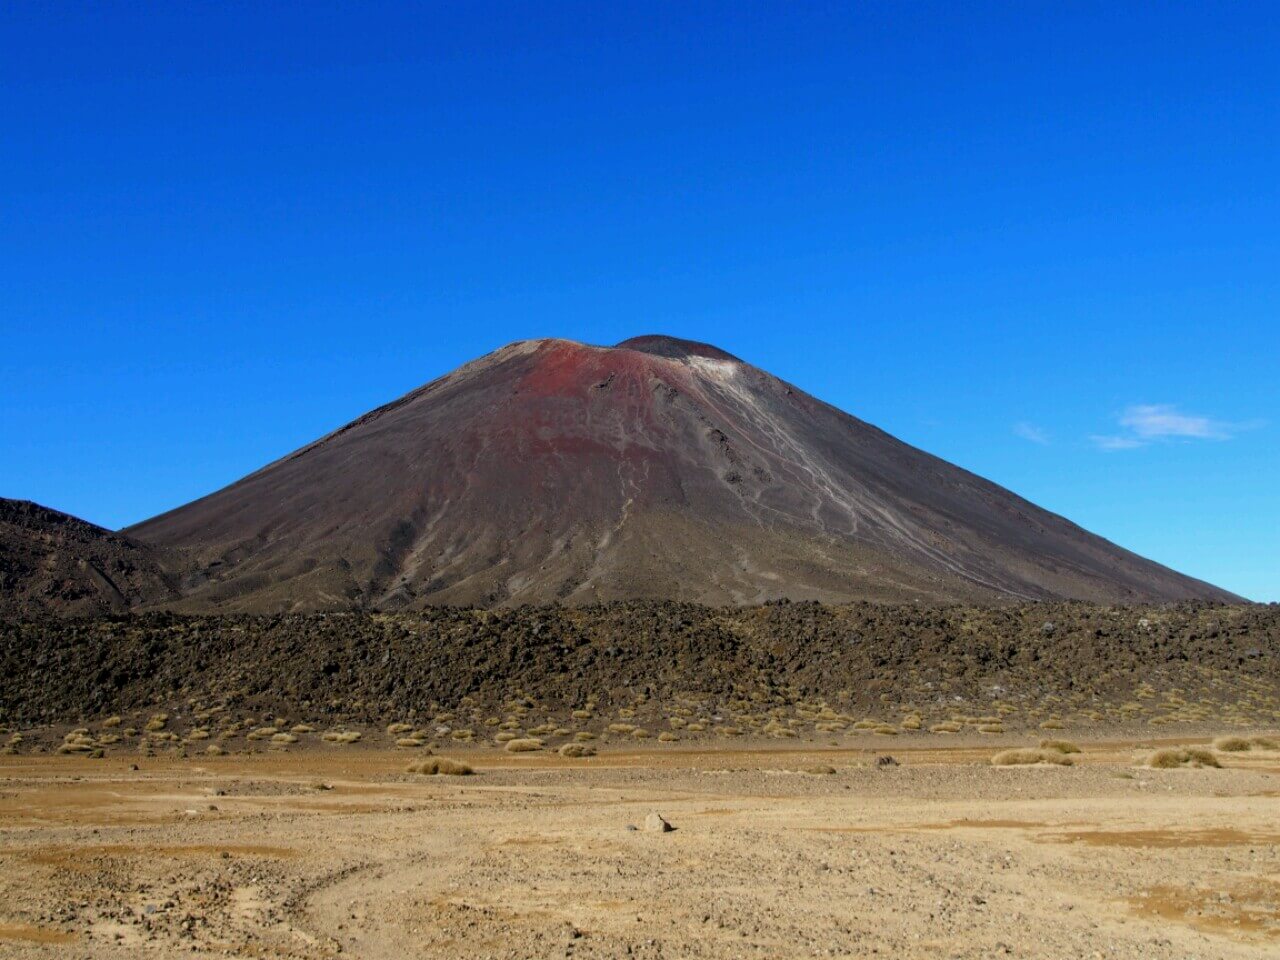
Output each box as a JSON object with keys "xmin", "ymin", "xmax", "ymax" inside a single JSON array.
[
  {"xmin": 126, "ymin": 335, "xmax": 1239, "ymax": 611},
  {"xmin": 0, "ymin": 498, "xmax": 179, "ymax": 617}
]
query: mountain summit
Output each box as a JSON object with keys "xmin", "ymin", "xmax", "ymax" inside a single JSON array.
[{"xmin": 126, "ymin": 336, "xmax": 1236, "ymax": 611}]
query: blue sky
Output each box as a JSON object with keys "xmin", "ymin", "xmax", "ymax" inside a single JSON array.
[{"xmin": 1, "ymin": 2, "xmax": 1276, "ymax": 600}]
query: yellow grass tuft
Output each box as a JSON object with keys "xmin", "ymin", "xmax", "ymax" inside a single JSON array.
[
  {"xmin": 407, "ymin": 758, "xmax": 473, "ymax": 776},
  {"xmin": 322, "ymin": 730, "xmax": 362, "ymax": 744},
  {"xmin": 929, "ymin": 722, "xmax": 962, "ymax": 734},
  {"xmin": 558, "ymin": 743, "xmax": 596, "ymax": 758},
  {"xmin": 1145, "ymin": 747, "xmax": 1220, "ymax": 769},
  {"xmin": 991, "ymin": 748, "xmax": 1073, "ymax": 766},
  {"xmin": 1038, "ymin": 739, "xmax": 1081, "ymax": 754},
  {"xmin": 1212, "ymin": 736, "xmax": 1251, "ymax": 752},
  {"xmin": 504, "ymin": 738, "xmax": 543, "ymax": 753}
]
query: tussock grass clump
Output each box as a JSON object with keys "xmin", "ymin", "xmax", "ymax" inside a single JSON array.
[
  {"xmin": 408, "ymin": 758, "xmax": 473, "ymax": 776},
  {"xmin": 1145, "ymin": 747, "xmax": 1220, "ymax": 769},
  {"xmin": 929, "ymin": 722, "xmax": 962, "ymax": 734},
  {"xmin": 291, "ymin": 724, "xmax": 314, "ymax": 734},
  {"xmin": 144, "ymin": 716, "xmax": 167, "ymax": 732},
  {"xmin": 1039, "ymin": 720, "xmax": 1066, "ymax": 730},
  {"xmin": 873, "ymin": 725, "xmax": 899, "ymax": 736},
  {"xmin": 571, "ymin": 709, "xmax": 592, "ymax": 719},
  {"xmin": 1213, "ymin": 736, "xmax": 1251, "ymax": 752},
  {"xmin": 494, "ymin": 731, "xmax": 518, "ymax": 743},
  {"xmin": 558, "ymin": 743, "xmax": 596, "ymax": 758},
  {"xmin": 607, "ymin": 723, "xmax": 636, "ymax": 735},
  {"xmin": 805, "ymin": 765, "xmax": 837, "ymax": 775},
  {"xmin": 322, "ymin": 730, "xmax": 362, "ymax": 744},
  {"xmin": 271, "ymin": 732, "xmax": 298, "ymax": 745},
  {"xmin": 395, "ymin": 737, "xmax": 426, "ymax": 748},
  {"xmin": 504, "ymin": 738, "xmax": 543, "ymax": 753},
  {"xmin": 1250, "ymin": 735, "xmax": 1280, "ymax": 750},
  {"xmin": 1039, "ymin": 739, "xmax": 1081, "ymax": 754},
  {"xmin": 386, "ymin": 722, "xmax": 414, "ymax": 735},
  {"xmin": 205, "ymin": 744, "xmax": 226, "ymax": 756},
  {"xmin": 102, "ymin": 716, "xmax": 122, "ymax": 728},
  {"xmin": 991, "ymin": 748, "xmax": 1073, "ymax": 766},
  {"xmin": 574, "ymin": 731, "xmax": 596, "ymax": 742},
  {"xmin": 977, "ymin": 723, "xmax": 1005, "ymax": 734},
  {"xmin": 657, "ymin": 731, "xmax": 679, "ymax": 742}
]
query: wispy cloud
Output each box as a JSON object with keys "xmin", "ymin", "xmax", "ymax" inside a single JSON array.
[
  {"xmin": 1091, "ymin": 404, "xmax": 1261, "ymax": 451},
  {"xmin": 1013, "ymin": 422, "xmax": 1049, "ymax": 445},
  {"xmin": 1119, "ymin": 404, "xmax": 1233, "ymax": 440},
  {"xmin": 1089, "ymin": 434, "xmax": 1147, "ymax": 451}
]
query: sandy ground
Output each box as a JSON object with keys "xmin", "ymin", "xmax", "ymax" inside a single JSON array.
[{"xmin": 0, "ymin": 735, "xmax": 1278, "ymax": 959}]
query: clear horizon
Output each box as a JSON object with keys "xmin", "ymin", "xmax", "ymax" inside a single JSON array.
[{"xmin": 2, "ymin": 3, "xmax": 1276, "ymax": 600}]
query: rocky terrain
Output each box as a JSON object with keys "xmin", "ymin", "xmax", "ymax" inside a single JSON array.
[
  {"xmin": 2, "ymin": 602, "xmax": 1275, "ymax": 739},
  {"xmin": 0, "ymin": 499, "xmax": 179, "ymax": 618},
  {"xmin": 117, "ymin": 335, "xmax": 1237, "ymax": 611}
]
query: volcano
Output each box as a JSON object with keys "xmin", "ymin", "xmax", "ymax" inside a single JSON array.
[{"xmin": 126, "ymin": 335, "xmax": 1236, "ymax": 610}]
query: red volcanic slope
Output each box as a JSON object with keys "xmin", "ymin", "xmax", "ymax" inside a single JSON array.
[{"xmin": 126, "ymin": 336, "xmax": 1238, "ymax": 610}]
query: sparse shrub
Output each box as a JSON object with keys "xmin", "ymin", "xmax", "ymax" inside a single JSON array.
[
  {"xmin": 504, "ymin": 738, "xmax": 543, "ymax": 753},
  {"xmin": 1039, "ymin": 739, "xmax": 1081, "ymax": 754},
  {"xmin": 991, "ymin": 748, "xmax": 1072, "ymax": 766},
  {"xmin": 322, "ymin": 730, "xmax": 362, "ymax": 744},
  {"xmin": 408, "ymin": 758, "xmax": 473, "ymax": 776},
  {"xmin": 1213, "ymin": 736, "xmax": 1250, "ymax": 752},
  {"xmin": 1144, "ymin": 747, "xmax": 1220, "ymax": 769}
]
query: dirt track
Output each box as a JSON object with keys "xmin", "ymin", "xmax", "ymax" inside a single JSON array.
[{"xmin": 1, "ymin": 736, "xmax": 1278, "ymax": 958}]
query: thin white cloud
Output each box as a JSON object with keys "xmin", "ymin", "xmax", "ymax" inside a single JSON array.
[
  {"xmin": 1013, "ymin": 422, "xmax": 1049, "ymax": 444},
  {"xmin": 1119, "ymin": 404, "xmax": 1232, "ymax": 440},
  {"xmin": 1090, "ymin": 434, "xmax": 1147, "ymax": 451},
  {"xmin": 1091, "ymin": 404, "xmax": 1261, "ymax": 451}
]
